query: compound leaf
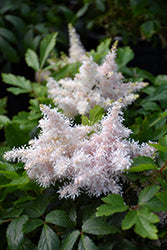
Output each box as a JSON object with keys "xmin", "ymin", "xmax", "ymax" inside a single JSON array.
[
  {"xmin": 96, "ymin": 194, "xmax": 129, "ymax": 216},
  {"xmin": 122, "ymin": 208, "xmax": 159, "ymax": 239}
]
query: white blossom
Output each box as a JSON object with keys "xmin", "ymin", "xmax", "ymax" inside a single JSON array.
[
  {"xmin": 4, "ymin": 102, "xmax": 155, "ymax": 199},
  {"xmin": 47, "ymin": 40, "xmax": 148, "ymax": 117}
]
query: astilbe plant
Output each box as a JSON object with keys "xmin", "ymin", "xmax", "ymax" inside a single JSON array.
[
  {"xmin": 4, "ymin": 100, "xmax": 155, "ymax": 199},
  {"xmin": 4, "ymin": 24, "xmax": 156, "ymax": 200}
]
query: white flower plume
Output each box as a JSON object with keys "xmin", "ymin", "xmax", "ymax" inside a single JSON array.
[
  {"xmin": 47, "ymin": 36, "xmax": 148, "ymax": 117},
  {"xmin": 67, "ymin": 23, "xmax": 86, "ymax": 63},
  {"xmin": 4, "ymin": 103, "xmax": 155, "ymax": 199}
]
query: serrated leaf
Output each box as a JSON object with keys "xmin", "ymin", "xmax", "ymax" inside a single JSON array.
[
  {"xmin": 45, "ymin": 210, "xmax": 74, "ymax": 228},
  {"xmin": 138, "ymin": 185, "xmax": 160, "ymax": 206},
  {"xmin": 61, "ymin": 230, "xmax": 80, "ymax": 250},
  {"xmin": 78, "ymin": 235, "xmax": 98, "ymax": 250},
  {"xmin": 23, "ymin": 219, "xmax": 43, "ymax": 233},
  {"xmin": 128, "ymin": 156, "xmax": 157, "ymax": 172},
  {"xmin": 40, "ymin": 32, "xmax": 57, "ymax": 68},
  {"xmin": 25, "ymin": 49, "xmax": 39, "ymax": 71},
  {"xmin": 96, "ymin": 194, "xmax": 129, "ymax": 216},
  {"xmin": 82, "ymin": 218, "xmax": 120, "ymax": 235},
  {"xmin": 6, "ymin": 215, "xmax": 29, "ymax": 250},
  {"xmin": 2, "ymin": 73, "xmax": 32, "ymax": 93},
  {"xmin": 38, "ymin": 224, "xmax": 60, "ymax": 250},
  {"xmin": 122, "ymin": 208, "xmax": 159, "ymax": 239}
]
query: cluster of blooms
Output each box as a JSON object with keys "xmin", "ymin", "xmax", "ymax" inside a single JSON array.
[
  {"xmin": 4, "ymin": 25, "xmax": 155, "ymax": 199},
  {"xmin": 4, "ymin": 101, "xmax": 155, "ymax": 199},
  {"xmin": 47, "ymin": 25, "xmax": 148, "ymax": 117}
]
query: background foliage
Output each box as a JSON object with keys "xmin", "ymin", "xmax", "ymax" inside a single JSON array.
[{"xmin": 0, "ymin": 0, "xmax": 167, "ymax": 249}]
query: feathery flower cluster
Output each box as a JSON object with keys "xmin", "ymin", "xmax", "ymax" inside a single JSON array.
[
  {"xmin": 67, "ymin": 23, "xmax": 86, "ymax": 63},
  {"xmin": 4, "ymin": 25, "xmax": 155, "ymax": 199},
  {"xmin": 4, "ymin": 102, "xmax": 155, "ymax": 199},
  {"xmin": 47, "ymin": 25, "xmax": 148, "ymax": 117}
]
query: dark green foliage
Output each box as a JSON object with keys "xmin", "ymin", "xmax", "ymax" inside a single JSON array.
[{"xmin": 0, "ymin": 12, "xmax": 167, "ymax": 249}]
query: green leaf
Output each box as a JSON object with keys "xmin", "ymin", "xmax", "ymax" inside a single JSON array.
[
  {"xmin": 117, "ymin": 46, "xmax": 134, "ymax": 69},
  {"xmin": 23, "ymin": 219, "xmax": 43, "ymax": 233},
  {"xmin": 81, "ymin": 115, "xmax": 90, "ymax": 126},
  {"xmin": 4, "ymin": 122, "xmax": 30, "ymax": 147},
  {"xmin": 158, "ymin": 135, "xmax": 167, "ymax": 161},
  {"xmin": 38, "ymin": 224, "xmax": 60, "ymax": 250},
  {"xmin": 157, "ymin": 177, "xmax": 167, "ymax": 190},
  {"xmin": 154, "ymin": 75, "xmax": 167, "ymax": 86},
  {"xmin": 0, "ymin": 27, "xmax": 17, "ymax": 43},
  {"xmin": 13, "ymin": 195, "xmax": 35, "ymax": 205},
  {"xmin": 128, "ymin": 156, "xmax": 157, "ymax": 172},
  {"xmin": 0, "ymin": 115, "xmax": 10, "ymax": 129},
  {"xmin": 25, "ymin": 194, "xmax": 49, "ymax": 218},
  {"xmin": 140, "ymin": 20, "xmax": 155, "ymax": 38},
  {"xmin": 0, "ymin": 174, "xmax": 29, "ymax": 188},
  {"xmin": 142, "ymin": 196, "xmax": 167, "ymax": 212},
  {"xmin": 6, "ymin": 215, "xmax": 29, "ymax": 250},
  {"xmin": 0, "ymin": 97, "xmax": 8, "ymax": 114},
  {"xmin": 0, "ymin": 36, "xmax": 18, "ymax": 62},
  {"xmin": 40, "ymin": 32, "xmax": 57, "ymax": 68},
  {"xmin": 95, "ymin": 0, "xmax": 106, "ymax": 12},
  {"xmin": 76, "ymin": 3, "xmax": 90, "ymax": 18},
  {"xmin": 5, "ymin": 15, "xmax": 25, "ymax": 30},
  {"xmin": 89, "ymin": 105, "xmax": 104, "ymax": 125},
  {"xmin": 149, "ymin": 143, "xmax": 167, "ymax": 153},
  {"xmin": 138, "ymin": 185, "xmax": 160, "ymax": 206},
  {"xmin": 19, "ymin": 238, "xmax": 37, "ymax": 250},
  {"xmin": 2, "ymin": 73, "xmax": 32, "ymax": 94},
  {"xmin": 51, "ymin": 62, "xmax": 81, "ymax": 80},
  {"xmin": 142, "ymin": 101, "xmax": 160, "ymax": 111},
  {"xmin": 96, "ymin": 194, "xmax": 129, "ymax": 216},
  {"xmin": 25, "ymin": 49, "xmax": 39, "ymax": 71},
  {"xmin": 4, "ymin": 208, "xmax": 24, "ymax": 219},
  {"xmin": 61, "ymin": 230, "xmax": 80, "ymax": 250},
  {"xmin": 45, "ymin": 210, "xmax": 74, "ymax": 228},
  {"xmin": 122, "ymin": 208, "xmax": 159, "ymax": 239},
  {"xmin": 78, "ymin": 235, "xmax": 98, "ymax": 250},
  {"xmin": 0, "ymin": 170, "xmax": 19, "ymax": 179},
  {"xmin": 89, "ymin": 38, "xmax": 111, "ymax": 64},
  {"xmin": 156, "ymin": 191, "xmax": 167, "ymax": 206},
  {"xmin": 82, "ymin": 218, "xmax": 120, "ymax": 235}
]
